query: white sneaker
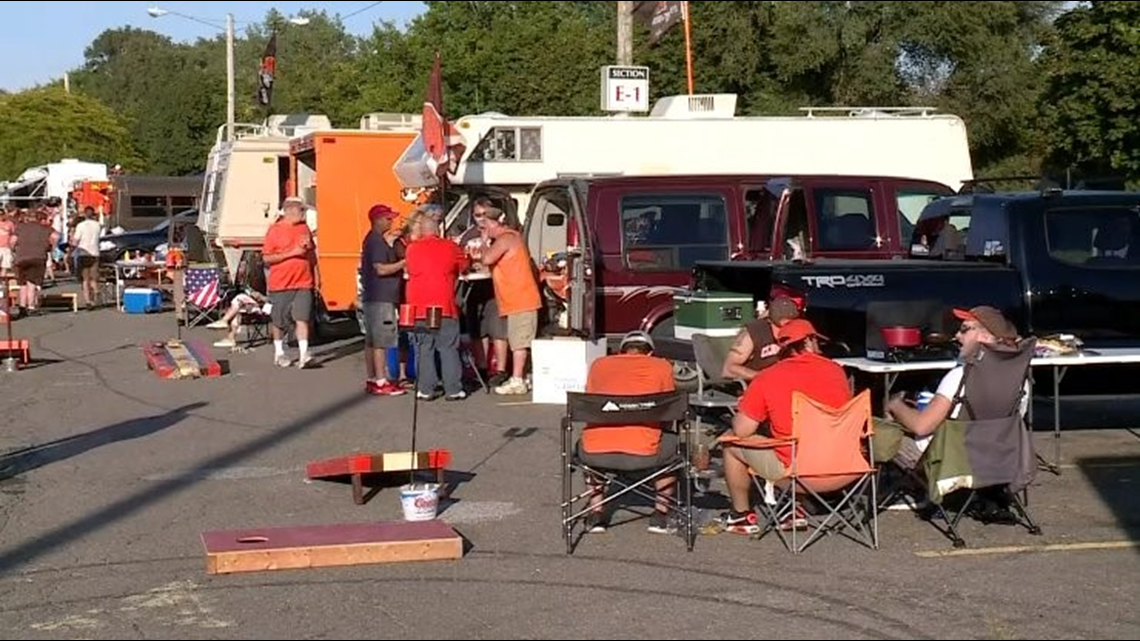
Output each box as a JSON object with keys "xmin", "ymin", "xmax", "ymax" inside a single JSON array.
[
  {"xmin": 494, "ymin": 377, "xmax": 529, "ymax": 395},
  {"xmin": 275, "ymin": 354, "xmax": 292, "ymax": 368},
  {"xmin": 296, "ymin": 354, "xmax": 312, "ymax": 369},
  {"xmin": 206, "ymin": 320, "xmax": 230, "ymax": 330},
  {"xmin": 213, "ymin": 338, "xmax": 236, "ymax": 348}
]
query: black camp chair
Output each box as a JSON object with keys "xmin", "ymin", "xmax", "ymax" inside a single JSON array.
[
  {"xmin": 560, "ymin": 390, "xmax": 695, "ymax": 554},
  {"xmin": 917, "ymin": 337, "xmax": 1043, "ymax": 547}
]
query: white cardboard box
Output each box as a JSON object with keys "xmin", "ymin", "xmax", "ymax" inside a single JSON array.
[{"xmin": 530, "ymin": 337, "xmax": 608, "ymax": 404}]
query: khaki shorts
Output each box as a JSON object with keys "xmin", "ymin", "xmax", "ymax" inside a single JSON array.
[
  {"xmin": 736, "ymin": 447, "xmax": 788, "ymax": 482},
  {"xmin": 506, "ymin": 310, "xmax": 537, "ymax": 351}
]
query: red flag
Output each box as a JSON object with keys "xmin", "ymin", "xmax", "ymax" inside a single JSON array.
[{"xmin": 421, "ymin": 52, "xmax": 465, "ymax": 179}]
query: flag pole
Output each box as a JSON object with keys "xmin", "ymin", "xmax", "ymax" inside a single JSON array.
[{"xmin": 682, "ymin": 1, "xmax": 694, "ymax": 95}]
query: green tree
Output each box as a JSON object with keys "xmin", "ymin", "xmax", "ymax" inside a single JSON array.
[
  {"xmin": 238, "ymin": 10, "xmax": 363, "ymax": 126},
  {"xmin": 70, "ymin": 27, "xmax": 222, "ymax": 175},
  {"xmin": 0, "ymin": 87, "xmax": 141, "ymax": 179},
  {"xmin": 1039, "ymin": 0, "xmax": 1140, "ymax": 180}
]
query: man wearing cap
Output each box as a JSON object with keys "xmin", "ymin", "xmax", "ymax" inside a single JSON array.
[
  {"xmin": 359, "ymin": 204, "xmax": 407, "ymax": 396},
  {"xmin": 719, "ymin": 318, "xmax": 851, "ymax": 534},
  {"xmin": 262, "ymin": 197, "xmax": 319, "ymax": 368},
  {"xmin": 578, "ymin": 330, "xmax": 679, "ymax": 534},
  {"xmin": 883, "ymin": 305, "xmax": 1026, "ymax": 465},
  {"xmin": 721, "ymin": 296, "xmax": 801, "ymax": 381},
  {"xmin": 477, "ymin": 207, "xmax": 542, "ymax": 395}
]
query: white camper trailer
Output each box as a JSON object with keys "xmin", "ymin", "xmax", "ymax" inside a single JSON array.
[
  {"xmin": 392, "ymin": 94, "xmax": 974, "ymax": 231},
  {"xmin": 196, "ymin": 114, "xmax": 331, "ymax": 278}
]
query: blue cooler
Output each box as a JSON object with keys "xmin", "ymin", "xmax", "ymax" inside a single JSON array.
[{"xmin": 123, "ymin": 287, "xmax": 163, "ymax": 314}]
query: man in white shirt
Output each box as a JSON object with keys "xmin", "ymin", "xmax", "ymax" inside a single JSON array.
[
  {"xmin": 885, "ymin": 305, "xmax": 1026, "ymax": 468},
  {"xmin": 71, "ymin": 207, "xmax": 104, "ymax": 309}
]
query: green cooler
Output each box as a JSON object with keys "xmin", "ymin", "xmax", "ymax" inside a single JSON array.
[{"xmin": 673, "ymin": 290, "xmax": 753, "ymax": 341}]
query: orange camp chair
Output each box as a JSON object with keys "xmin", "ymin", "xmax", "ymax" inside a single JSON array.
[{"xmin": 721, "ymin": 389, "xmax": 879, "ymax": 554}]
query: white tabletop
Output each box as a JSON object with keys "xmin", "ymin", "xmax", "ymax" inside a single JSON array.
[
  {"xmin": 835, "ymin": 357, "xmax": 957, "ymax": 374},
  {"xmin": 838, "ymin": 347, "xmax": 1140, "ymax": 374}
]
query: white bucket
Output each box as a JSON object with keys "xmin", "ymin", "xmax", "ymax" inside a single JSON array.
[{"xmin": 400, "ymin": 483, "xmax": 440, "ymax": 521}]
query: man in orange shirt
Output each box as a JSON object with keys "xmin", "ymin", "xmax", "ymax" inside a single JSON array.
[
  {"xmin": 578, "ymin": 331, "xmax": 678, "ymax": 534},
  {"xmin": 262, "ymin": 197, "xmax": 319, "ymax": 368},
  {"xmin": 478, "ymin": 208, "xmax": 542, "ymax": 395},
  {"xmin": 719, "ymin": 319, "xmax": 851, "ymax": 533}
]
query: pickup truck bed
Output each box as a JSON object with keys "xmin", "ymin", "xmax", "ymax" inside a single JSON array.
[{"xmin": 694, "ymin": 258, "xmax": 1023, "ymax": 355}]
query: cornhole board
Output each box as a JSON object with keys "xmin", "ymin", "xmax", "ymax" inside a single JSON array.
[
  {"xmin": 306, "ymin": 449, "xmax": 452, "ymax": 505},
  {"xmin": 202, "ymin": 520, "xmax": 463, "ymax": 575},
  {"xmin": 143, "ymin": 339, "xmax": 222, "ymax": 379}
]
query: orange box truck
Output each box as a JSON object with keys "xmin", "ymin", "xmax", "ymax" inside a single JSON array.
[{"xmin": 288, "ymin": 117, "xmax": 420, "ymax": 322}]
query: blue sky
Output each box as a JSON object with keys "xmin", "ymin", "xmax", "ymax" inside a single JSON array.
[{"xmin": 0, "ymin": 1, "xmax": 426, "ymax": 92}]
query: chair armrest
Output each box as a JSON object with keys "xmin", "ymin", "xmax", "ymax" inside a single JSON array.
[{"xmin": 717, "ymin": 434, "xmax": 794, "ymax": 449}]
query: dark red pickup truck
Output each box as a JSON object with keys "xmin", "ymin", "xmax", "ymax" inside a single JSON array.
[{"xmin": 516, "ymin": 173, "xmax": 956, "ymax": 381}]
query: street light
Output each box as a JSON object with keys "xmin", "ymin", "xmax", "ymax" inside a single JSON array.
[{"xmin": 147, "ymin": 6, "xmax": 309, "ymax": 143}]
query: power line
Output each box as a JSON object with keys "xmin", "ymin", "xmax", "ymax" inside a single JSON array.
[{"xmin": 341, "ymin": 1, "xmax": 385, "ymax": 22}]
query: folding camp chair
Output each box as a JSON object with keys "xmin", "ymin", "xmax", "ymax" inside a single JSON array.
[
  {"xmin": 721, "ymin": 389, "xmax": 879, "ymax": 554},
  {"xmin": 561, "ymin": 390, "xmax": 695, "ymax": 554},
  {"xmin": 916, "ymin": 337, "xmax": 1042, "ymax": 548},
  {"xmin": 183, "ymin": 265, "xmax": 227, "ymax": 328}
]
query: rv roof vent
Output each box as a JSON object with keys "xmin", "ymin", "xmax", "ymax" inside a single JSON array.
[
  {"xmin": 359, "ymin": 112, "xmax": 423, "ymax": 131},
  {"xmin": 649, "ymin": 94, "xmax": 737, "ymax": 119}
]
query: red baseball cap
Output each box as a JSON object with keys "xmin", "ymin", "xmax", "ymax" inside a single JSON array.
[
  {"xmin": 368, "ymin": 204, "xmax": 398, "ymax": 222},
  {"xmin": 776, "ymin": 318, "xmax": 828, "ymax": 345}
]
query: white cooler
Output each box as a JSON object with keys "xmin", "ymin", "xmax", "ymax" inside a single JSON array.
[{"xmin": 530, "ymin": 337, "xmax": 608, "ymax": 405}]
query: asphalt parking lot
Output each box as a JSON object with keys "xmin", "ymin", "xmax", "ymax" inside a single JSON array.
[{"xmin": 0, "ymin": 305, "xmax": 1137, "ymax": 640}]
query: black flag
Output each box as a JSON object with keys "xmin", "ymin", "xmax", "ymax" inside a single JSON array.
[
  {"xmin": 257, "ymin": 31, "xmax": 277, "ymax": 108},
  {"xmin": 633, "ymin": 0, "xmax": 684, "ymax": 45}
]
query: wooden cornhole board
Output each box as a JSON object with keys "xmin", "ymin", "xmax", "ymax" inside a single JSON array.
[
  {"xmin": 202, "ymin": 520, "xmax": 463, "ymax": 575},
  {"xmin": 143, "ymin": 339, "xmax": 222, "ymax": 379},
  {"xmin": 306, "ymin": 449, "xmax": 452, "ymax": 505}
]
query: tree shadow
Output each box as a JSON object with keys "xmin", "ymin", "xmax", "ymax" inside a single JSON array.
[
  {"xmin": 0, "ymin": 392, "xmax": 375, "ymax": 574},
  {"xmin": 1074, "ymin": 454, "xmax": 1140, "ymax": 552},
  {"xmin": 0, "ymin": 402, "xmax": 206, "ymax": 481}
]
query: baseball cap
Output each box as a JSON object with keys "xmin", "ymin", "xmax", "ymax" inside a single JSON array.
[
  {"xmin": 619, "ymin": 330, "xmax": 656, "ymax": 352},
  {"xmin": 282, "ymin": 196, "xmax": 306, "ymax": 207},
  {"xmin": 769, "ymin": 296, "xmax": 800, "ymax": 325},
  {"xmin": 368, "ymin": 204, "xmax": 399, "ymax": 222},
  {"xmin": 953, "ymin": 306, "xmax": 1017, "ymax": 340},
  {"xmin": 775, "ymin": 318, "xmax": 828, "ymax": 345}
]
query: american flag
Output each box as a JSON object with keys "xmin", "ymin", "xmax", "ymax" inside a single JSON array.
[{"xmin": 186, "ymin": 267, "xmax": 221, "ymax": 309}]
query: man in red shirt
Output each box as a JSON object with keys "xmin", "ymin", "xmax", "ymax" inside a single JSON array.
[
  {"xmin": 719, "ymin": 319, "xmax": 851, "ymax": 534},
  {"xmin": 405, "ymin": 215, "xmax": 469, "ymax": 401},
  {"xmin": 262, "ymin": 197, "xmax": 318, "ymax": 369}
]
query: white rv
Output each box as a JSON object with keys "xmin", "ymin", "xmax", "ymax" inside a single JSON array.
[
  {"xmin": 197, "ymin": 114, "xmax": 331, "ymax": 278},
  {"xmin": 392, "ymin": 93, "xmax": 974, "ymax": 231}
]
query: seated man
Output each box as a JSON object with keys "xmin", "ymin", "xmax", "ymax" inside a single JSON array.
[
  {"xmin": 578, "ymin": 331, "xmax": 678, "ymax": 534},
  {"xmin": 721, "ymin": 296, "xmax": 800, "ymax": 382},
  {"xmin": 878, "ymin": 305, "xmax": 1025, "ymax": 520},
  {"xmin": 206, "ymin": 289, "xmax": 272, "ymax": 349},
  {"xmin": 881, "ymin": 305, "xmax": 1024, "ymax": 469},
  {"xmin": 719, "ymin": 319, "xmax": 852, "ymax": 534}
]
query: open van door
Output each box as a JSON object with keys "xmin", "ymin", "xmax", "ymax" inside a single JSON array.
[{"xmin": 524, "ymin": 180, "xmax": 596, "ymax": 340}]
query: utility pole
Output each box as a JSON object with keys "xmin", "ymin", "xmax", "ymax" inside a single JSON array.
[
  {"xmin": 617, "ymin": 1, "xmax": 633, "ymax": 66},
  {"xmin": 226, "ymin": 12, "xmax": 235, "ymax": 142}
]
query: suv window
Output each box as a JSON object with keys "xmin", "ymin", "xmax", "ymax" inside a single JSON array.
[
  {"xmin": 620, "ymin": 193, "xmax": 728, "ymax": 271},
  {"xmin": 815, "ymin": 188, "xmax": 877, "ymax": 251},
  {"xmin": 897, "ymin": 188, "xmax": 946, "ymax": 245},
  {"xmin": 1046, "ymin": 206, "xmax": 1140, "ymax": 268}
]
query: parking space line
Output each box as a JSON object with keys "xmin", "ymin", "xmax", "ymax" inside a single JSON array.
[{"xmin": 915, "ymin": 540, "xmax": 1139, "ymax": 558}]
